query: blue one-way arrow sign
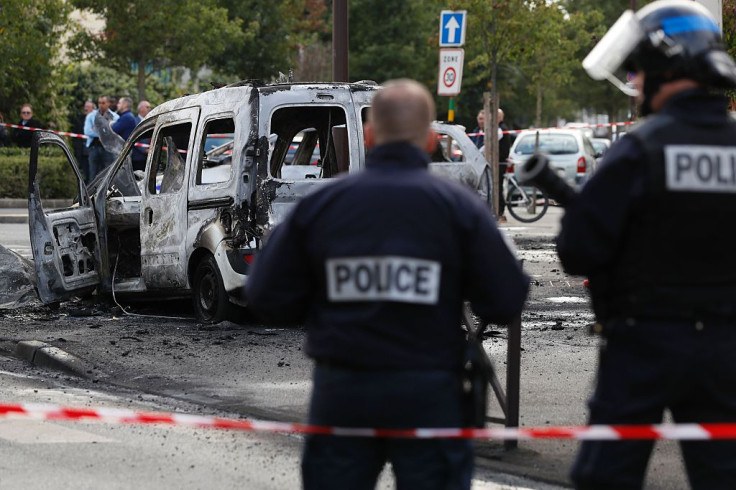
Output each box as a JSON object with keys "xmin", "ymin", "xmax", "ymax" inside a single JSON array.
[{"xmin": 439, "ymin": 10, "xmax": 467, "ymax": 47}]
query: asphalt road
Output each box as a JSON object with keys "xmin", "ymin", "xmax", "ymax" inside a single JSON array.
[
  {"xmin": 0, "ymin": 209, "xmax": 690, "ymax": 489},
  {"xmin": 1, "ymin": 222, "xmax": 31, "ymax": 258},
  {"xmin": 0, "ymin": 353, "xmax": 306, "ymax": 489}
]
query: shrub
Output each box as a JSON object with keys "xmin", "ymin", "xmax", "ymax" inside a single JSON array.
[{"xmin": 0, "ymin": 147, "xmax": 79, "ymax": 199}]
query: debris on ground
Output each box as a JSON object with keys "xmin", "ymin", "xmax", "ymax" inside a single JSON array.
[{"xmin": 0, "ymin": 244, "xmax": 39, "ymax": 309}]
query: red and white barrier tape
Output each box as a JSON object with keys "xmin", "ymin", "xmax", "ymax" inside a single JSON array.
[
  {"xmin": 3, "ymin": 121, "xmax": 636, "ymax": 142},
  {"xmin": 2, "ymin": 402, "xmax": 736, "ymax": 440},
  {"xmin": 469, "ymin": 121, "xmax": 636, "ymax": 137},
  {"xmin": 1, "ymin": 122, "xmax": 87, "ymax": 139}
]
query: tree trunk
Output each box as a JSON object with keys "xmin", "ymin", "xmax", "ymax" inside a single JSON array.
[
  {"xmin": 489, "ymin": 53, "xmax": 500, "ymax": 218},
  {"xmin": 137, "ymin": 61, "xmax": 147, "ymax": 102},
  {"xmin": 535, "ymin": 81, "xmax": 543, "ymax": 128}
]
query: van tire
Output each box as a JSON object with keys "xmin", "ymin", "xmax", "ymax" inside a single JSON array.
[{"xmin": 193, "ymin": 255, "xmax": 231, "ymax": 323}]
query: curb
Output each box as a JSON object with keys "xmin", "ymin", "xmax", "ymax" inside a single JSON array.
[
  {"xmin": 0, "ymin": 200, "xmax": 27, "ymax": 208},
  {"xmin": 0, "ymin": 215, "xmax": 27, "ymax": 224},
  {"xmin": 13, "ymin": 340, "xmax": 106, "ymax": 380},
  {"xmin": 0, "ymin": 199, "xmax": 70, "ymax": 208}
]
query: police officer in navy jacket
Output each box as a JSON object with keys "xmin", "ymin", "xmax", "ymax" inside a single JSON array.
[
  {"xmin": 558, "ymin": 2, "xmax": 736, "ymax": 488},
  {"xmin": 245, "ymin": 79, "xmax": 529, "ymax": 490}
]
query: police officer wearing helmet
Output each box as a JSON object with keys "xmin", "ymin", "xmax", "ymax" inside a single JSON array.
[
  {"xmin": 245, "ymin": 79, "xmax": 529, "ymax": 489},
  {"xmin": 558, "ymin": 1, "xmax": 736, "ymax": 488}
]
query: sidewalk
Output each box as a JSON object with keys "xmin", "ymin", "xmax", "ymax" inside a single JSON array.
[
  {"xmin": 0, "ymin": 208, "xmax": 28, "ymax": 224},
  {"xmin": 0, "ymin": 199, "xmax": 72, "ymax": 224}
]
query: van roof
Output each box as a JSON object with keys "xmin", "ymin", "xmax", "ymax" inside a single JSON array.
[{"xmin": 147, "ymin": 81, "xmax": 380, "ymax": 120}]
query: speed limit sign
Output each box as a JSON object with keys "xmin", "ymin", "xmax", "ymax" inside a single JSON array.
[{"xmin": 437, "ymin": 48, "xmax": 464, "ymax": 96}]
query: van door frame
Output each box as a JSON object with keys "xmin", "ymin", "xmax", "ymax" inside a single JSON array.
[
  {"xmin": 28, "ymin": 132, "xmax": 101, "ymax": 303},
  {"xmin": 140, "ymin": 107, "xmax": 200, "ymax": 290}
]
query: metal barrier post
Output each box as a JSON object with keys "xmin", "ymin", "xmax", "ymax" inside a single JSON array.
[
  {"xmin": 504, "ymin": 313, "xmax": 522, "ymax": 450},
  {"xmin": 463, "ymin": 304, "xmax": 523, "ymax": 450}
]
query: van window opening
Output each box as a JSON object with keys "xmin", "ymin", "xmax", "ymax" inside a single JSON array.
[
  {"xmin": 268, "ymin": 106, "xmax": 349, "ymax": 180},
  {"xmin": 149, "ymin": 122, "xmax": 193, "ymax": 194},
  {"xmin": 197, "ymin": 118, "xmax": 236, "ymax": 185}
]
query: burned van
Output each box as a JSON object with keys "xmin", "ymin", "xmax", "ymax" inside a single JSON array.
[{"xmin": 28, "ymin": 81, "xmax": 492, "ymax": 323}]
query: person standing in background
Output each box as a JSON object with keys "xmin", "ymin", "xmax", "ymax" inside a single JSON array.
[
  {"xmin": 72, "ymin": 100, "xmax": 95, "ymax": 182},
  {"xmin": 136, "ymin": 100, "xmax": 152, "ymax": 124},
  {"xmin": 470, "ymin": 109, "xmax": 485, "ymax": 148},
  {"xmin": 84, "ymin": 95, "xmax": 119, "ymax": 181},
  {"xmin": 0, "ymin": 112, "xmax": 8, "ymax": 147},
  {"xmin": 497, "ymin": 108, "xmax": 513, "ymax": 223},
  {"xmin": 108, "ymin": 96, "xmax": 119, "ymax": 114},
  {"xmin": 12, "ymin": 104, "xmax": 42, "ymax": 148},
  {"xmin": 112, "ymin": 97, "xmax": 137, "ymax": 141}
]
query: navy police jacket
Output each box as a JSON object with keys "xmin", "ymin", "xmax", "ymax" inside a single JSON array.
[
  {"xmin": 557, "ymin": 89, "xmax": 736, "ymax": 322},
  {"xmin": 246, "ymin": 142, "xmax": 529, "ymax": 369}
]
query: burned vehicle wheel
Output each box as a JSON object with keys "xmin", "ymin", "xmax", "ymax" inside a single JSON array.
[{"xmin": 193, "ymin": 255, "xmax": 231, "ymax": 323}]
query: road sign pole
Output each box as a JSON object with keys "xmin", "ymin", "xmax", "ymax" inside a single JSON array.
[{"xmin": 448, "ymin": 97, "xmax": 455, "ymax": 123}]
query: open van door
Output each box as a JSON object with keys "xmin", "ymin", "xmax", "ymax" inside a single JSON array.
[{"xmin": 28, "ymin": 132, "xmax": 100, "ymax": 303}]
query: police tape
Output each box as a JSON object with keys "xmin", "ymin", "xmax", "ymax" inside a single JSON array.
[
  {"xmin": 469, "ymin": 121, "xmax": 636, "ymax": 137},
  {"xmin": 1, "ymin": 122, "xmax": 87, "ymax": 139},
  {"xmin": 0, "ymin": 122, "xmax": 159, "ymax": 151},
  {"xmin": 3, "ymin": 120, "xmax": 635, "ymax": 141},
  {"xmin": 2, "ymin": 402, "xmax": 736, "ymax": 440}
]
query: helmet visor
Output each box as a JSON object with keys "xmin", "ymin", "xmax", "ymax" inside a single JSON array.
[{"xmin": 582, "ymin": 10, "xmax": 643, "ymax": 96}]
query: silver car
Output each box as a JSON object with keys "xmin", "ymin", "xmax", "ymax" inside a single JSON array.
[{"xmin": 507, "ymin": 128, "xmax": 598, "ymax": 187}]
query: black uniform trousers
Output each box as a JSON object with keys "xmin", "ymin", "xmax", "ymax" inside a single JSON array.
[
  {"xmin": 572, "ymin": 319, "xmax": 736, "ymax": 490},
  {"xmin": 302, "ymin": 365, "xmax": 473, "ymax": 490},
  {"xmin": 498, "ymin": 163, "xmax": 508, "ymax": 216}
]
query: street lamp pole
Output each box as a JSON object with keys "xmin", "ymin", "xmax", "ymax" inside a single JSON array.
[{"xmin": 333, "ymin": 0, "xmax": 349, "ymax": 82}]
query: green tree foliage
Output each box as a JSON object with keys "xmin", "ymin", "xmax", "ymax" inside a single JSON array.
[
  {"xmin": 519, "ymin": 2, "xmax": 590, "ymax": 126},
  {"xmin": 451, "ymin": 0, "xmax": 552, "ymax": 127},
  {"xmin": 0, "ymin": 0, "xmax": 71, "ymax": 127},
  {"xmin": 65, "ymin": 64, "xmax": 138, "ymax": 105},
  {"xmin": 212, "ymin": 0, "xmax": 304, "ymax": 82},
  {"xmin": 724, "ymin": 0, "xmax": 736, "ymax": 61},
  {"xmin": 60, "ymin": 63, "xmax": 180, "ymax": 124},
  {"xmin": 70, "ymin": 0, "xmax": 242, "ymax": 101},
  {"xmin": 348, "ymin": 0, "xmax": 439, "ymax": 85}
]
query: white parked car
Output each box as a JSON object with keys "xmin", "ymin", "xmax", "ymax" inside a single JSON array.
[
  {"xmin": 507, "ymin": 128, "xmax": 598, "ymax": 187},
  {"xmin": 591, "ymin": 137, "xmax": 611, "ymax": 160}
]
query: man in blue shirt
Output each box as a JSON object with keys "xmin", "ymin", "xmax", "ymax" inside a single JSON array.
[{"xmin": 84, "ymin": 95, "xmax": 119, "ymax": 182}]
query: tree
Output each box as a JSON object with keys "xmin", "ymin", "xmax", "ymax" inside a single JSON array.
[
  {"xmin": 0, "ymin": 0, "xmax": 71, "ymax": 127},
  {"xmin": 70, "ymin": 0, "xmax": 242, "ymax": 101},
  {"xmin": 726, "ymin": 0, "xmax": 736, "ymax": 57},
  {"xmin": 292, "ymin": 0, "xmax": 331, "ymax": 82},
  {"xmin": 211, "ymin": 0, "xmax": 306, "ymax": 82},
  {"xmin": 520, "ymin": 2, "xmax": 589, "ymax": 126},
  {"xmin": 457, "ymin": 0, "xmax": 534, "ymax": 110},
  {"xmin": 348, "ymin": 0, "xmax": 439, "ymax": 85}
]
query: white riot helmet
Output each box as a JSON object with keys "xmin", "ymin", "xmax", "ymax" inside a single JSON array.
[{"xmin": 583, "ymin": 0, "xmax": 736, "ymax": 113}]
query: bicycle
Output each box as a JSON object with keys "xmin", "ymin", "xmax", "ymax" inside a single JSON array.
[{"xmin": 503, "ymin": 169, "xmax": 549, "ymax": 223}]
